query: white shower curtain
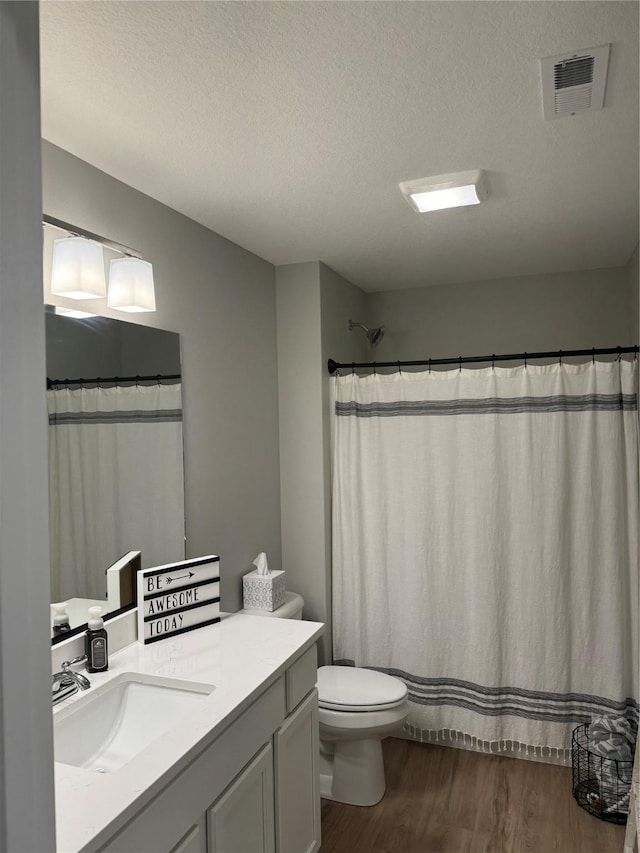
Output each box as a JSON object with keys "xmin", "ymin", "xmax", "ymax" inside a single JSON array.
[
  {"xmin": 48, "ymin": 383, "xmax": 185, "ymax": 602},
  {"xmin": 332, "ymin": 360, "xmax": 639, "ymax": 758}
]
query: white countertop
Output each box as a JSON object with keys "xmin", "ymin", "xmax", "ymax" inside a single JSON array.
[{"xmin": 54, "ymin": 612, "xmax": 324, "ymax": 853}]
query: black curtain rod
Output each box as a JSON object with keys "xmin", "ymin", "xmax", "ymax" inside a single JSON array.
[
  {"xmin": 47, "ymin": 373, "xmax": 181, "ymax": 389},
  {"xmin": 328, "ymin": 346, "xmax": 639, "ymax": 375}
]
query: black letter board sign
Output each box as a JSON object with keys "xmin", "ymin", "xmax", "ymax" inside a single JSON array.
[{"xmin": 137, "ymin": 555, "xmax": 220, "ymax": 644}]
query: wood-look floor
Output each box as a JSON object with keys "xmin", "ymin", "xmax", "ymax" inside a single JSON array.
[{"xmin": 320, "ymin": 737, "xmax": 626, "ymax": 853}]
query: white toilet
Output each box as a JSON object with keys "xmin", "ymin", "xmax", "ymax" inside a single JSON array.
[{"xmin": 240, "ymin": 592, "xmax": 409, "ymax": 806}]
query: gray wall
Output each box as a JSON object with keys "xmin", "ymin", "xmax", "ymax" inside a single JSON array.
[
  {"xmin": 276, "ymin": 263, "xmax": 326, "ymax": 657},
  {"xmin": 320, "ymin": 263, "xmax": 369, "ymax": 370},
  {"xmin": 43, "ymin": 142, "xmax": 281, "ymax": 611},
  {"xmin": 367, "ymin": 267, "xmax": 635, "ymax": 363},
  {"xmin": 628, "ymin": 243, "xmax": 639, "ymax": 343},
  {"xmin": 320, "ymin": 264, "xmax": 368, "ymax": 659},
  {"xmin": 276, "ymin": 262, "xmax": 367, "ymax": 662},
  {"xmin": 0, "ymin": 4, "xmax": 56, "ymax": 850}
]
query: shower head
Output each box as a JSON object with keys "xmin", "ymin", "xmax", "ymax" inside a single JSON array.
[
  {"xmin": 348, "ymin": 320, "xmax": 385, "ymax": 348},
  {"xmin": 368, "ymin": 326, "xmax": 385, "ymax": 347}
]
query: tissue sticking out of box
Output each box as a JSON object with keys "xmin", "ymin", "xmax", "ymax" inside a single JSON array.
[
  {"xmin": 243, "ymin": 562, "xmax": 286, "ymax": 612},
  {"xmin": 253, "ymin": 552, "xmax": 269, "ymax": 576}
]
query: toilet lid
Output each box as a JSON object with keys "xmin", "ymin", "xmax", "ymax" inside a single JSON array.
[{"xmin": 317, "ymin": 666, "xmax": 408, "ymax": 712}]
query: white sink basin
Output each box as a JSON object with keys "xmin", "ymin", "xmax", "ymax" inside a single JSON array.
[{"xmin": 53, "ymin": 673, "xmax": 214, "ymax": 773}]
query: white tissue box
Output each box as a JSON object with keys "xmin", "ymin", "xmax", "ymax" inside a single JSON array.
[{"xmin": 243, "ymin": 569, "xmax": 286, "ymax": 611}]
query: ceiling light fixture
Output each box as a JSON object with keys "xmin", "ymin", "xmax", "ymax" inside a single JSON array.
[
  {"xmin": 43, "ymin": 214, "xmax": 156, "ymax": 313},
  {"xmin": 399, "ymin": 170, "xmax": 488, "ymax": 213}
]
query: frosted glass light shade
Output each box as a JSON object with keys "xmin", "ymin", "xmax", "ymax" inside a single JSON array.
[
  {"xmin": 107, "ymin": 257, "xmax": 156, "ymax": 313},
  {"xmin": 50, "ymin": 237, "xmax": 107, "ymax": 299},
  {"xmin": 409, "ymin": 184, "xmax": 480, "ymax": 212},
  {"xmin": 399, "ymin": 170, "xmax": 488, "ymax": 213}
]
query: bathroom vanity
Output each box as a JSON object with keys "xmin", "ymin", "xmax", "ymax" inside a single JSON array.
[{"xmin": 53, "ymin": 613, "xmax": 324, "ymax": 853}]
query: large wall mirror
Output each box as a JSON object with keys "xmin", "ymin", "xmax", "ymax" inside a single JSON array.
[{"xmin": 46, "ymin": 307, "xmax": 185, "ymax": 639}]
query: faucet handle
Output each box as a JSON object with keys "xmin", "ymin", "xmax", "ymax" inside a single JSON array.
[
  {"xmin": 58, "ymin": 656, "xmax": 91, "ymax": 691},
  {"xmin": 61, "ymin": 655, "xmax": 87, "ymax": 670}
]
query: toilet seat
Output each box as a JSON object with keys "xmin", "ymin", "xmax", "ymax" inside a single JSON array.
[{"xmin": 317, "ymin": 665, "xmax": 408, "ymax": 712}]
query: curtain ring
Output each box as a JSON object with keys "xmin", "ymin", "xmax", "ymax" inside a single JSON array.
[
  {"xmin": 558, "ymin": 350, "xmax": 562, "ymax": 366},
  {"xmin": 428, "ymin": 358, "xmax": 432, "ymax": 374},
  {"xmin": 351, "ymin": 362, "xmax": 355, "ymax": 375},
  {"xmin": 459, "ymin": 356, "xmax": 462, "ymax": 373},
  {"xmin": 64, "ymin": 378, "xmax": 69, "ymax": 389},
  {"xmin": 397, "ymin": 361, "xmax": 402, "ymax": 375},
  {"xmin": 156, "ymin": 374, "xmax": 162, "ymax": 385},
  {"xmin": 135, "ymin": 375, "xmax": 140, "ymax": 386},
  {"xmin": 115, "ymin": 376, "xmax": 120, "ymax": 387},
  {"xmin": 524, "ymin": 352, "xmax": 527, "ymax": 369},
  {"xmin": 491, "ymin": 354, "xmax": 495, "ymax": 371},
  {"xmin": 373, "ymin": 362, "xmax": 377, "ymax": 375},
  {"xmin": 96, "ymin": 377, "xmax": 102, "ymax": 388},
  {"xmin": 616, "ymin": 346, "xmax": 622, "ymax": 362},
  {"xmin": 592, "ymin": 348, "xmax": 595, "ymax": 364}
]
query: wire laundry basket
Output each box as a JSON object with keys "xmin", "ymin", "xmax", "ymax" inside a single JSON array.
[{"xmin": 572, "ymin": 722, "xmax": 633, "ymax": 825}]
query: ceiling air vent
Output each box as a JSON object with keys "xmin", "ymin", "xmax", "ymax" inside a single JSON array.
[{"xmin": 540, "ymin": 44, "xmax": 610, "ymax": 119}]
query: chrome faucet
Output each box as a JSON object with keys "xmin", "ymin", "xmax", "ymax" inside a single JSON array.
[{"xmin": 52, "ymin": 655, "xmax": 91, "ymax": 705}]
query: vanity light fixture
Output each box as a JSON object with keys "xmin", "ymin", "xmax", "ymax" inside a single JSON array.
[
  {"xmin": 399, "ymin": 169, "xmax": 488, "ymax": 213},
  {"xmin": 43, "ymin": 214, "xmax": 156, "ymax": 313},
  {"xmin": 50, "ymin": 236, "xmax": 106, "ymax": 300},
  {"xmin": 107, "ymin": 257, "xmax": 156, "ymax": 313}
]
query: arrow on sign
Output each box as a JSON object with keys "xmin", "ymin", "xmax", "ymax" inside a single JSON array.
[{"xmin": 165, "ymin": 571, "xmax": 195, "ymax": 585}]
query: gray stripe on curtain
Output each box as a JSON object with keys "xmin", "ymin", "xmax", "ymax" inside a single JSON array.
[
  {"xmin": 49, "ymin": 409, "xmax": 183, "ymax": 425},
  {"xmin": 334, "ymin": 660, "xmax": 639, "ymax": 724},
  {"xmin": 336, "ymin": 393, "xmax": 638, "ymax": 417}
]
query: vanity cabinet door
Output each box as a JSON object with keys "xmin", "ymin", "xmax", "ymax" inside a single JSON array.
[
  {"xmin": 274, "ymin": 689, "xmax": 320, "ymax": 853},
  {"xmin": 207, "ymin": 742, "xmax": 275, "ymax": 853},
  {"xmin": 170, "ymin": 816, "xmax": 207, "ymax": 853}
]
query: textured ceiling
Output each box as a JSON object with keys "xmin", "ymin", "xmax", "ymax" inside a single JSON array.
[{"xmin": 40, "ymin": 1, "xmax": 639, "ymax": 292}]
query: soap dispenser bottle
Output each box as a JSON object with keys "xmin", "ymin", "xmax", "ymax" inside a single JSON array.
[
  {"xmin": 52, "ymin": 602, "xmax": 71, "ymax": 636},
  {"xmin": 85, "ymin": 606, "xmax": 109, "ymax": 672}
]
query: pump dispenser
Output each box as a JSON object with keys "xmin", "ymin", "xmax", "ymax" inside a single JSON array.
[
  {"xmin": 53, "ymin": 602, "xmax": 71, "ymax": 636},
  {"xmin": 85, "ymin": 606, "xmax": 109, "ymax": 672}
]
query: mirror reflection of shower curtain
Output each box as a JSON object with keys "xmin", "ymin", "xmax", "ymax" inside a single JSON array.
[
  {"xmin": 48, "ymin": 384, "xmax": 185, "ymax": 602},
  {"xmin": 331, "ymin": 360, "xmax": 639, "ymax": 758}
]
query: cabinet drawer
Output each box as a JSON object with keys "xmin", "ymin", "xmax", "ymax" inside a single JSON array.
[{"xmin": 286, "ymin": 644, "xmax": 317, "ymax": 713}]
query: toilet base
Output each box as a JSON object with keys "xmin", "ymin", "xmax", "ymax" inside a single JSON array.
[{"xmin": 319, "ymin": 737, "xmax": 386, "ymax": 806}]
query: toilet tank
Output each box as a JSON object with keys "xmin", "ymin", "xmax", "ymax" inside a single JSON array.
[{"xmin": 240, "ymin": 591, "xmax": 304, "ymax": 619}]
